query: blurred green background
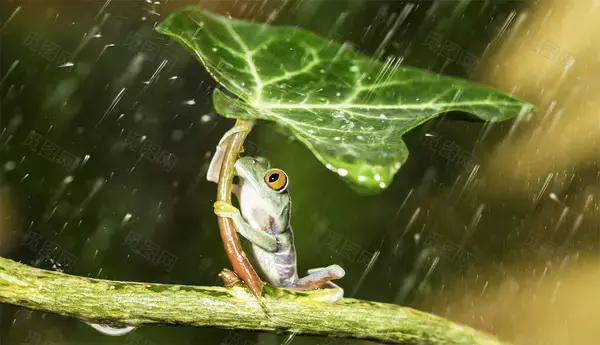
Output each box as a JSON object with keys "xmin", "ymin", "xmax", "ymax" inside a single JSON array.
[{"xmin": 2, "ymin": 0, "xmax": 589, "ymax": 345}]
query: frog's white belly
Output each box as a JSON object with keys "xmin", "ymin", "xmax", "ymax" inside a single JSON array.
[
  {"xmin": 249, "ymin": 231, "xmax": 298, "ymax": 287},
  {"xmin": 237, "ymin": 178, "xmax": 298, "ymax": 286}
]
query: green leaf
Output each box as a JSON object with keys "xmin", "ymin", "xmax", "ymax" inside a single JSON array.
[{"xmin": 156, "ymin": 6, "xmax": 535, "ymax": 193}]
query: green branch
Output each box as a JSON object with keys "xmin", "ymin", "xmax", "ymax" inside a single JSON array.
[{"xmin": 0, "ymin": 257, "xmax": 509, "ymax": 345}]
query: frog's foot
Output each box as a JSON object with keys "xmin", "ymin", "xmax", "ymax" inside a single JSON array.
[
  {"xmin": 213, "ymin": 201, "xmax": 241, "ymax": 219},
  {"xmin": 206, "ymin": 122, "xmax": 253, "ymax": 184},
  {"xmin": 292, "ymin": 265, "xmax": 345, "ymax": 302},
  {"xmin": 219, "ymin": 268, "xmax": 241, "ymax": 287},
  {"xmin": 87, "ymin": 323, "xmax": 136, "ymax": 336},
  {"xmin": 319, "ymin": 281, "xmax": 344, "ymax": 302}
]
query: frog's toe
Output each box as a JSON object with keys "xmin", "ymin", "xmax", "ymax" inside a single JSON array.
[
  {"xmin": 322, "ymin": 282, "xmax": 344, "ymax": 302},
  {"xmin": 213, "ymin": 201, "xmax": 240, "ymax": 218},
  {"xmin": 307, "ymin": 265, "xmax": 345, "ymax": 279},
  {"xmin": 328, "ymin": 265, "xmax": 345, "ymax": 279}
]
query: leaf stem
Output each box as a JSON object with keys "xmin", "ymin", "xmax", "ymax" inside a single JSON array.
[{"xmin": 216, "ymin": 119, "xmax": 263, "ymax": 297}]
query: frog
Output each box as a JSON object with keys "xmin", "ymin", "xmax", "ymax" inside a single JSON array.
[
  {"xmin": 206, "ymin": 124, "xmax": 345, "ymax": 299},
  {"xmin": 85, "ymin": 125, "xmax": 345, "ymax": 337}
]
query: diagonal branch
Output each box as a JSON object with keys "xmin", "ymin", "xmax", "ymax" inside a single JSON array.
[
  {"xmin": 0, "ymin": 257, "xmax": 509, "ymax": 345},
  {"xmin": 215, "ymin": 119, "xmax": 263, "ymax": 297}
]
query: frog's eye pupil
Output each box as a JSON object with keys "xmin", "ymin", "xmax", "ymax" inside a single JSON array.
[
  {"xmin": 264, "ymin": 169, "xmax": 288, "ymax": 192},
  {"xmin": 268, "ymin": 173, "xmax": 279, "ymax": 183}
]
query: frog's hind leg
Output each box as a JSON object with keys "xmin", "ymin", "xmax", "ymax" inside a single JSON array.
[
  {"xmin": 290, "ymin": 265, "xmax": 345, "ymax": 302},
  {"xmin": 296, "ymin": 265, "xmax": 345, "ymax": 288}
]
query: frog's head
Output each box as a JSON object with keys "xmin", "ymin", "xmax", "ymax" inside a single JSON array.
[{"xmin": 234, "ymin": 156, "xmax": 290, "ymax": 204}]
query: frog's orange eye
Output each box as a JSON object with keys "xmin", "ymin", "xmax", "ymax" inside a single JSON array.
[{"xmin": 264, "ymin": 169, "xmax": 288, "ymax": 192}]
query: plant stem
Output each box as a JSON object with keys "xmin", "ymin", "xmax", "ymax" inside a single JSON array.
[
  {"xmin": 0, "ymin": 257, "xmax": 510, "ymax": 345},
  {"xmin": 215, "ymin": 119, "xmax": 263, "ymax": 297}
]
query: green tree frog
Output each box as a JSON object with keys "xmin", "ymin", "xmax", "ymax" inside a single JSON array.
[
  {"xmin": 207, "ymin": 125, "xmax": 345, "ymax": 300},
  {"xmin": 86, "ymin": 125, "xmax": 345, "ymax": 337}
]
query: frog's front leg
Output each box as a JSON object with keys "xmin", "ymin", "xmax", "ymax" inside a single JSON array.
[
  {"xmin": 289, "ymin": 265, "xmax": 345, "ymax": 302},
  {"xmin": 214, "ymin": 201, "xmax": 277, "ymax": 252},
  {"xmin": 206, "ymin": 122, "xmax": 253, "ymax": 184}
]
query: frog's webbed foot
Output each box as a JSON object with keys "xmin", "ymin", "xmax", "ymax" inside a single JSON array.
[
  {"xmin": 213, "ymin": 200, "xmax": 241, "ymax": 219},
  {"xmin": 206, "ymin": 122, "xmax": 253, "ymax": 184},
  {"xmin": 213, "ymin": 201, "xmax": 277, "ymax": 252},
  {"xmin": 219, "ymin": 268, "xmax": 241, "ymax": 287},
  {"xmin": 87, "ymin": 323, "xmax": 137, "ymax": 336},
  {"xmin": 291, "ymin": 265, "xmax": 345, "ymax": 302}
]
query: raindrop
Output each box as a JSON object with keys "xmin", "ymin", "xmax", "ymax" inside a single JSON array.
[
  {"xmin": 414, "ymin": 233, "xmax": 420, "ymax": 242},
  {"xmin": 122, "ymin": 213, "xmax": 132, "ymax": 224},
  {"xmin": 183, "ymin": 99, "xmax": 196, "ymax": 105},
  {"xmin": 171, "ymin": 130, "xmax": 184, "ymax": 141},
  {"xmin": 374, "ymin": 174, "xmax": 381, "ymax": 181},
  {"xmin": 200, "ymin": 114, "xmax": 211, "ymax": 123},
  {"xmin": 3, "ymin": 161, "xmax": 16, "ymax": 171},
  {"xmin": 549, "ymin": 193, "xmax": 561, "ymax": 203},
  {"xmin": 337, "ymin": 168, "xmax": 348, "ymax": 176}
]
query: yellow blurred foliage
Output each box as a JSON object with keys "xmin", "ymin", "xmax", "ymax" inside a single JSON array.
[
  {"xmin": 424, "ymin": 1, "xmax": 600, "ymax": 344},
  {"xmin": 481, "ymin": 0, "xmax": 600, "ymax": 197}
]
